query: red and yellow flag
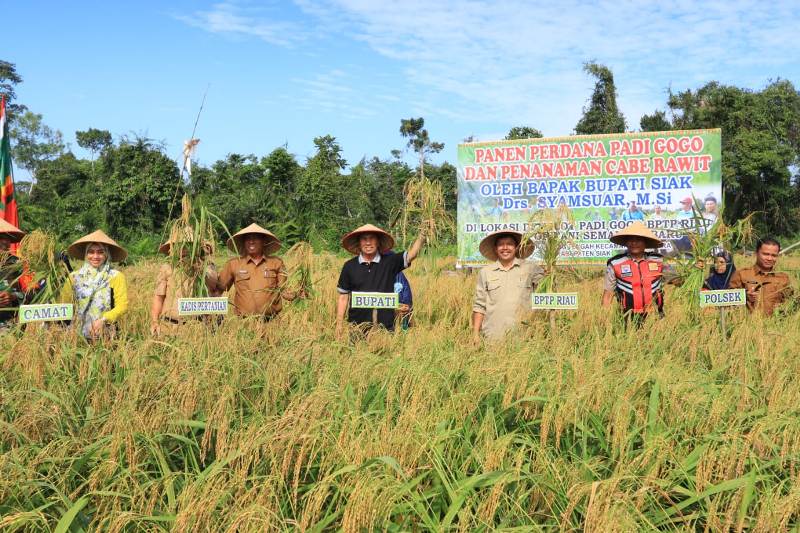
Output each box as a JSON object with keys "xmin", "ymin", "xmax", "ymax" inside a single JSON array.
[{"xmin": 0, "ymin": 96, "xmax": 19, "ymax": 251}]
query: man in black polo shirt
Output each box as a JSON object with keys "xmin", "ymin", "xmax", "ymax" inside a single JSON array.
[{"xmin": 336, "ymin": 223, "xmax": 425, "ymax": 336}]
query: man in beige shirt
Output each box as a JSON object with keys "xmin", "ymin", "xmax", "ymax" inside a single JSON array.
[
  {"xmin": 151, "ymin": 233, "xmax": 220, "ymax": 335},
  {"xmin": 472, "ymin": 230, "xmax": 544, "ymax": 340}
]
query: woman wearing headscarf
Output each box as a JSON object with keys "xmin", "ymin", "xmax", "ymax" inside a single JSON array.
[
  {"xmin": 703, "ymin": 251, "xmax": 735, "ymax": 290},
  {"xmin": 60, "ymin": 230, "xmax": 128, "ymax": 339}
]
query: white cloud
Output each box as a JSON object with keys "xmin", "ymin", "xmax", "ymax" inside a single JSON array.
[
  {"xmin": 294, "ymin": 0, "xmax": 800, "ymax": 132},
  {"xmin": 289, "ymin": 69, "xmax": 392, "ymax": 119},
  {"xmin": 177, "ymin": 0, "xmax": 800, "ymax": 134},
  {"xmin": 175, "ymin": 1, "xmax": 307, "ymax": 47}
]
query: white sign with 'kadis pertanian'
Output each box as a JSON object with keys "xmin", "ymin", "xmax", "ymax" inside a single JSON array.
[{"xmin": 177, "ymin": 297, "xmax": 229, "ymax": 316}]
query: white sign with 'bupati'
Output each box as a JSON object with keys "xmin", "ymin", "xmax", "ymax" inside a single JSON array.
[{"xmin": 350, "ymin": 292, "xmax": 398, "ymax": 309}]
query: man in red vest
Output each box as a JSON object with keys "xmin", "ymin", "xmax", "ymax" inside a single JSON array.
[{"xmin": 601, "ymin": 221, "xmax": 665, "ymax": 322}]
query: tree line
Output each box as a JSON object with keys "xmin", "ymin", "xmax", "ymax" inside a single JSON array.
[{"xmin": 2, "ymin": 59, "xmax": 799, "ymax": 255}]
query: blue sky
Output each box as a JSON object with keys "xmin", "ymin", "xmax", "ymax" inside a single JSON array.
[{"xmin": 6, "ymin": 0, "xmax": 800, "ymax": 174}]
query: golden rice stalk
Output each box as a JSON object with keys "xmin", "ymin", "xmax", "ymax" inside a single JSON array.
[
  {"xmin": 282, "ymin": 241, "xmax": 314, "ymax": 296},
  {"xmin": 17, "ymin": 230, "xmax": 56, "ymax": 273},
  {"xmin": 672, "ymin": 204, "xmax": 754, "ymax": 313},
  {"xmin": 396, "ymin": 176, "xmax": 453, "ymax": 248},
  {"xmin": 521, "ymin": 204, "xmax": 576, "ymax": 292},
  {"xmin": 15, "ymin": 230, "xmax": 67, "ymax": 304},
  {"xmin": 163, "ymin": 194, "xmax": 226, "ymax": 297}
]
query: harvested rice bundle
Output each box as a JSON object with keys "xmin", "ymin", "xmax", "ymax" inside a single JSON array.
[
  {"xmin": 396, "ymin": 176, "xmax": 453, "ymax": 248},
  {"xmin": 521, "ymin": 205, "xmax": 576, "ymax": 292},
  {"xmin": 162, "ymin": 194, "xmax": 229, "ymax": 297},
  {"xmin": 283, "ymin": 241, "xmax": 315, "ymax": 297},
  {"xmin": 16, "ymin": 230, "xmax": 69, "ymax": 303},
  {"xmin": 672, "ymin": 200, "xmax": 753, "ymax": 313}
]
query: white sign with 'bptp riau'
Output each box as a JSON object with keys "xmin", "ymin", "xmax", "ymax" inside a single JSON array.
[
  {"xmin": 350, "ymin": 292, "xmax": 398, "ymax": 309},
  {"xmin": 531, "ymin": 292, "xmax": 579, "ymax": 310},
  {"xmin": 698, "ymin": 289, "xmax": 746, "ymax": 308},
  {"xmin": 177, "ymin": 297, "xmax": 229, "ymax": 316},
  {"xmin": 19, "ymin": 304, "xmax": 74, "ymax": 323}
]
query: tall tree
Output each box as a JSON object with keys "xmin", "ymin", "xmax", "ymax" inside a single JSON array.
[
  {"xmin": 26, "ymin": 153, "xmax": 100, "ymax": 238},
  {"xmin": 655, "ymin": 80, "xmax": 800, "ymax": 235},
  {"xmin": 98, "ymin": 136, "xmax": 182, "ymax": 238},
  {"xmin": 261, "ymin": 146, "xmax": 302, "ymax": 195},
  {"xmin": 399, "ymin": 117, "xmax": 444, "ymax": 178},
  {"xmin": 295, "ymin": 135, "xmax": 350, "ymax": 245},
  {"xmin": 359, "ymin": 156, "xmax": 415, "ymax": 229},
  {"xmin": 76, "ymin": 128, "xmax": 112, "ymax": 169},
  {"xmin": 639, "ymin": 110, "xmax": 671, "ymax": 132},
  {"xmin": 505, "ymin": 126, "xmax": 543, "ymax": 140},
  {"xmin": 0, "ymin": 60, "xmax": 27, "ymax": 119},
  {"xmin": 9, "ymin": 111, "xmax": 65, "ymax": 179},
  {"xmin": 574, "ymin": 62, "xmax": 626, "ymax": 135}
]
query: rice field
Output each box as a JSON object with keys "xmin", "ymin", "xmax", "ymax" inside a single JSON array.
[{"xmin": 2, "ymin": 252, "xmax": 800, "ymax": 531}]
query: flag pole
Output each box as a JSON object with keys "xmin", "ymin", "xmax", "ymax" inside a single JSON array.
[{"xmin": 160, "ymin": 84, "xmax": 211, "ymax": 247}]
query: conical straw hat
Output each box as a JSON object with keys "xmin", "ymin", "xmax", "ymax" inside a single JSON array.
[
  {"xmin": 158, "ymin": 227, "xmax": 213, "ymax": 255},
  {"xmin": 341, "ymin": 224, "xmax": 395, "ymax": 255},
  {"xmin": 68, "ymin": 229, "xmax": 128, "ymax": 262},
  {"xmin": 479, "ymin": 230, "xmax": 535, "ymax": 261},
  {"xmin": 226, "ymin": 223, "xmax": 281, "ymax": 255},
  {"xmin": 0, "ymin": 219, "xmax": 25, "ymax": 243},
  {"xmin": 609, "ymin": 221, "xmax": 662, "ymax": 249}
]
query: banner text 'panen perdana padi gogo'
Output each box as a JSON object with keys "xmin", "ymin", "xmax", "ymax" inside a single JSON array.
[{"xmin": 457, "ymin": 129, "xmax": 721, "ymax": 266}]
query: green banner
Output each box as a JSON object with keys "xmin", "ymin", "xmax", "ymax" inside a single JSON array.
[{"xmin": 457, "ymin": 129, "xmax": 722, "ymax": 265}]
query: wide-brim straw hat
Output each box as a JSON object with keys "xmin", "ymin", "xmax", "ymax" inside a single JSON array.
[
  {"xmin": 158, "ymin": 227, "xmax": 213, "ymax": 255},
  {"xmin": 478, "ymin": 230, "xmax": 535, "ymax": 262},
  {"xmin": 341, "ymin": 224, "xmax": 395, "ymax": 255},
  {"xmin": 0, "ymin": 219, "xmax": 25, "ymax": 243},
  {"xmin": 609, "ymin": 221, "xmax": 663, "ymax": 249},
  {"xmin": 68, "ymin": 229, "xmax": 128, "ymax": 262},
  {"xmin": 226, "ymin": 223, "xmax": 281, "ymax": 255}
]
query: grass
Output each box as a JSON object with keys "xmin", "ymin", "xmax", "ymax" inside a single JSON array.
[{"xmin": 1, "ymin": 251, "xmax": 800, "ymax": 531}]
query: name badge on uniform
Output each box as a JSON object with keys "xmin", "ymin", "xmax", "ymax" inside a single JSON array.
[
  {"xmin": 238, "ymin": 270, "xmax": 248, "ymax": 275},
  {"xmin": 648, "ymin": 262, "xmax": 659, "ymax": 271},
  {"xmin": 620, "ymin": 264, "xmax": 632, "ymax": 277}
]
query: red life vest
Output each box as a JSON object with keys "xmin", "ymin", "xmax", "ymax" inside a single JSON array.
[{"xmin": 607, "ymin": 252, "xmax": 664, "ymax": 314}]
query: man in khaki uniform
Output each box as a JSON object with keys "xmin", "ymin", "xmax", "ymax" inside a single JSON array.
[
  {"xmin": 472, "ymin": 230, "xmax": 544, "ymax": 340},
  {"xmin": 217, "ymin": 223, "xmax": 295, "ymax": 318},
  {"xmin": 150, "ymin": 230, "xmax": 220, "ymax": 335},
  {"xmin": 728, "ymin": 237, "xmax": 793, "ymax": 316}
]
